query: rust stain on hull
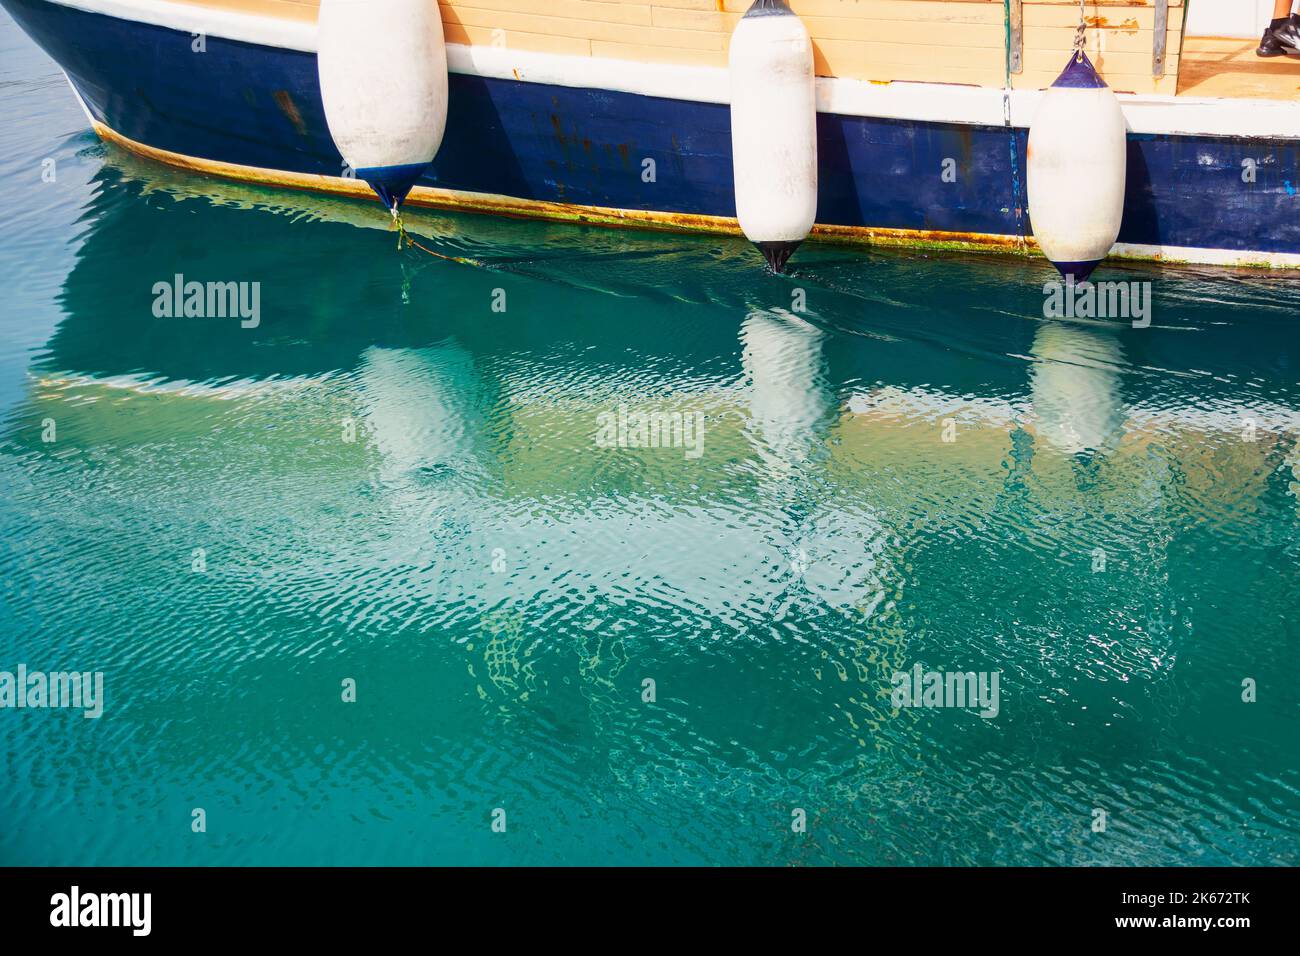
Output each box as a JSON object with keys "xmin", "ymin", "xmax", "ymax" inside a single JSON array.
[
  {"xmin": 272, "ymin": 90, "xmax": 308, "ymax": 136},
  {"xmin": 549, "ymin": 113, "xmax": 567, "ymax": 146}
]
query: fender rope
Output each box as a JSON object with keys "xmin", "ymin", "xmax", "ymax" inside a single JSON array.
[{"xmin": 389, "ymin": 206, "xmax": 485, "ymax": 267}]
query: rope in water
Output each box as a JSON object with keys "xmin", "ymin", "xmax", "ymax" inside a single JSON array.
[{"xmin": 389, "ymin": 207, "xmax": 485, "ymax": 267}]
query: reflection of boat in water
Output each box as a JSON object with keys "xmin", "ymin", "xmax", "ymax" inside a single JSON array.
[
  {"xmin": 18, "ymin": 158, "xmax": 1299, "ymax": 505},
  {"xmin": 7, "ymin": 159, "xmax": 1295, "ymax": 732},
  {"xmin": 4, "ymin": 0, "xmax": 1300, "ymax": 269}
]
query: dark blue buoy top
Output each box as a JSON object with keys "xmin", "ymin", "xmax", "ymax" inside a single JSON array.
[
  {"xmin": 1051, "ymin": 50, "xmax": 1108, "ymax": 89},
  {"xmin": 744, "ymin": 0, "xmax": 793, "ymax": 17},
  {"xmin": 356, "ymin": 162, "xmax": 429, "ymax": 212}
]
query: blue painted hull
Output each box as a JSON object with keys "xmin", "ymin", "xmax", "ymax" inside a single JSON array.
[{"xmin": 5, "ymin": 0, "xmax": 1300, "ymax": 260}]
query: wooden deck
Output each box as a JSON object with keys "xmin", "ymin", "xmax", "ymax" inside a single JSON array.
[
  {"xmin": 164, "ymin": 0, "xmax": 1184, "ymax": 93},
  {"xmin": 1178, "ymin": 35, "xmax": 1300, "ymax": 99},
  {"xmin": 171, "ymin": 0, "xmax": 316, "ymax": 23},
  {"xmin": 167, "ymin": 0, "xmax": 1300, "ymax": 101}
]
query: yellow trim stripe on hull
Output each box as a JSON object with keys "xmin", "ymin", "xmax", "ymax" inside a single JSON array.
[
  {"xmin": 91, "ymin": 118, "xmax": 1300, "ymax": 269},
  {"xmin": 91, "ymin": 119, "xmax": 1034, "ymax": 257}
]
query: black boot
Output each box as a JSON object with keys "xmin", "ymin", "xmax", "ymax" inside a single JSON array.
[
  {"xmin": 1258, "ymin": 26, "xmax": 1286, "ymax": 56},
  {"xmin": 1270, "ymin": 17, "xmax": 1300, "ymax": 50}
]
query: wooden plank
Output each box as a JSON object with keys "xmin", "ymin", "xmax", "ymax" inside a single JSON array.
[
  {"xmin": 1022, "ymin": 46, "xmax": 1177, "ymax": 75},
  {"xmin": 712, "ymin": 0, "xmax": 1003, "ymax": 13},
  {"xmin": 1024, "ymin": 5, "xmax": 1167, "ymax": 28},
  {"xmin": 442, "ymin": 21, "xmax": 595, "ymax": 55},
  {"xmin": 448, "ymin": 0, "xmax": 652, "ymax": 25},
  {"xmin": 717, "ymin": 0, "xmax": 1006, "ymax": 21},
  {"xmin": 719, "ymin": 13, "xmax": 1008, "ymax": 45},
  {"xmin": 1178, "ymin": 35, "xmax": 1300, "ymax": 98},
  {"xmin": 443, "ymin": 6, "xmax": 726, "ymax": 48},
  {"xmin": 651, "ymin": 6, "xmax": 727, "ymax": 30},
  {"xmin": 591, "ymin": 38, "xmax": 728, "ymax": 65},
  {"xmin": 1181, "ymin": 36, "xmax": 1251, "ymax": 51},
  {"xmin": 1019, "ymin": 0, "xmax": 1181, "ymax": 7},
  {"xmin": 168, "ymin": 0, "xmax": 319, "ymax": 20},
  {"xmin": 619, "ymin": 0, "xmax": 718, "ymax": 10},
  {"xmin": 175, "ymin": 0, "xmax": 1202, "ymax": 97},
  {"xmin": 811, "ymin": 37, "xmax": 1007, "ymax": 69},
  {"xmin": 1180, "ymin": 36, "xmax": 1265, "ymax": 52},
  {"xmin": 811, "ymin": 38, "xmax": 1005, "ymax": 82},
  {"xmin": 1023, "ymin": 25, "xmax": 1183, "ymax": 54}
]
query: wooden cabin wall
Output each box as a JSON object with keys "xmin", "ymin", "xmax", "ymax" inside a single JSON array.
[
  {"xmin": 191, "ymin": 0, "xmax": 1185, "ymax": 95},
  {"xmin": 1014, "ymin": 0, "xmax": 1185, "ymax": 95},
  {"xmin": 438, "ymin": 0, "xmax": 1011, "ymax": 84}
]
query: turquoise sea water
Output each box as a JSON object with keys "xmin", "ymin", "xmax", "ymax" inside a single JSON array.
[{"xmin": 1, "ymin": 12, "xmax": 1298, "ymax": 866}]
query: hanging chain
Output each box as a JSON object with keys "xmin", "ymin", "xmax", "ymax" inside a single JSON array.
[{"xmin": 1073, "ymin": 0, "xmax": 1087, "ymax": 57}]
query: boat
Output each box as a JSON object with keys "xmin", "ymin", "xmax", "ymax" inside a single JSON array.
[{"xmin": 4, "ymin": 0, "xmax": 1299, "ymax": 269}]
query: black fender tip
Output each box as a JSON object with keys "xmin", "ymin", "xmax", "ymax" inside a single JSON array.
[{"xmin": 755, "ymin": 240, "xmax": 802, "ymax": 274}]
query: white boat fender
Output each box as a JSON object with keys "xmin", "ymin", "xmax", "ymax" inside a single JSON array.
[
  {"xmin": 728, "ymin": 0, "xmax": 819, "ymax": 273},
  {"xmin": 317, "ymin": 0, "xmax": 449, "ymax": 214},
  {"xmin": 1026, "ymin": 50, "xmax": 1128, "ymax": 282}
]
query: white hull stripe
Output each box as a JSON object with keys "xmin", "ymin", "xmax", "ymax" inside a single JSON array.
[
  {"xmin": 43, "ymin": 0, "xmax": 1300, "ymax": 140},
  {"xmin": 48, "ymin": 0, "xmax": 316, "ymax": 50},
  {"xmin": 1111, "ymin": 242, "xmax": 1300, "ymax": 269}
]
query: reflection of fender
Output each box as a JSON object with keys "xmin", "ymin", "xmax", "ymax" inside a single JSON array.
[
  {"xmin": 739, "ymin": 310, "xmax": 896, "ymax": 621},
  {"xmin": 356, "ymin": 343, "xmax": 491, "ymax": 485},
  {"xmin": 1029, "ymin": 321, "xmax": 1125, "ymax": 455},
  {"xmin": 741, "ymin": 309, "xmax": 830, "ymax": 474}
]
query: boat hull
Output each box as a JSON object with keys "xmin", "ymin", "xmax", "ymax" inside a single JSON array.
[{"xmin": 6, "ymin": 0, "xmax": 1300, "ymax": 268}]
